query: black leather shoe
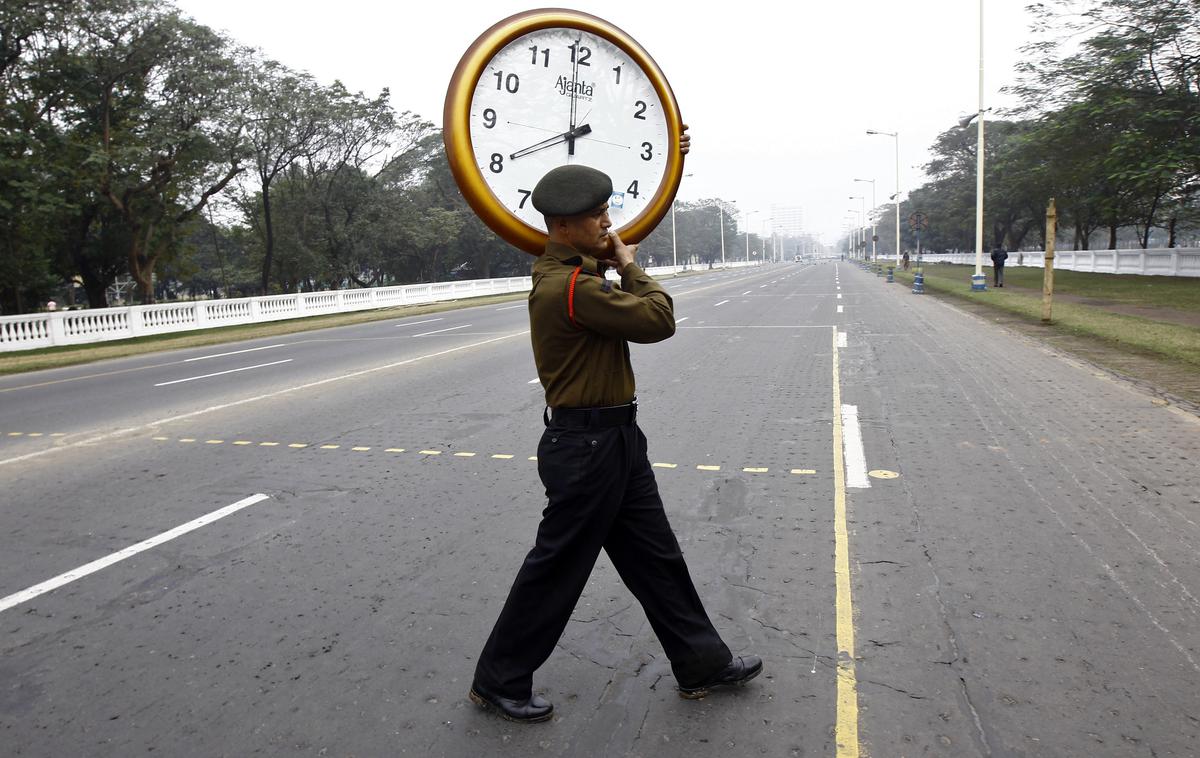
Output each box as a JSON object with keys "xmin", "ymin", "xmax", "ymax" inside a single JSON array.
[
  {"xmin": 677, "ymin": 655, "xmax": 764, "ymax": 699},
  {"xmin": 469, "ymin": 682, "xmax": 554, "ymax": 723}
]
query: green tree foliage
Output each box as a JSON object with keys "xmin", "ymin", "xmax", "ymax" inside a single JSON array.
[{"xmin": 845, "ymin": 0, "xmax": 1198, "ymax": 255}]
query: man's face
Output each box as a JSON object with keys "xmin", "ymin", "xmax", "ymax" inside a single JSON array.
[{"xmin": 559, "ymin": 204, "xmax": 612, "ymax": 256}]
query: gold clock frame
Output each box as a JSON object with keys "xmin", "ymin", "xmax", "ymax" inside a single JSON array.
[{"xmin": 444, "ymin": 8, "xmax": 685, "ymax": 256}]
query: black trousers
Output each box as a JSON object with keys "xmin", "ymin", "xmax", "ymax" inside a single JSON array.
[
  {"xmin": 474, "ymin": 420, "xmax": 732, "ymax": 698},
  {"xmin": 993, "ymin": 264, "xmax": 1004, "ymax": 286}
]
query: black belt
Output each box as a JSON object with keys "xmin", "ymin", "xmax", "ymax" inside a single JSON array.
[{"xmin": 545, "ymin": 402, "xmax": 637, "ymax": 428}]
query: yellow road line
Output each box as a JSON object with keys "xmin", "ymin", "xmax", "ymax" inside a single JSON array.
[
  {"xmin": 179, "ymin": 438, "xmax": 195, "ymax": 443},
  {"xmin": 27, "ymin": 433, "xmax": 43, "ymax": 437},
  {"xmin": 7, "ymin": 432, "xmax": 23, "ymax": 437},
  {"xmin": 453, "ymin": 452, "xmax": 476, "ymax": 457},
  {"xmin": 652, "ymin": 462, "xmax": 677, "ymax": 469},
  {"xmin": 288, "ymin": 443, "xmax": 307, "ymax": 448},
  {"xmin": 791, "ymin": 468, "xmax": 816, "ymax": 475},
  {"xmin": 205, "ymin": 440, "xmax": 223, "ymax": 444},
  {"xmin": 697, "ymin": 464, "xmax": 721, "ymax": 471},
  {"xmin": 492, "ymin": 454, "xmax": 514, "ymax": 459},
  {"xmin": 385, "ymin": 448, "xmax": 406, "ymax": 453},
  {"xmin": 152, "ymin": 436, "xmax": 169, "ymax": 441},
  {"xmin": 831, "ymin": 325, "xmax": 860, "ymax": 757},
  {"xmin": 419, "ymin": 450, "xmax": 441, "ymax": 455},
  {"xmin": 320, "ymin": 444, "xmax": 340, "ymax": 450},
  {"xmin": 260, "ymin": 442, "xmax": 280, "ymax": 447},
  {"xmin": 233, "ymin": 441, "xmax": 253, "ymax": 446},
  {"xmin": 351, "ymin": 446, "xmax": 371, "ymax": 451},
  {"xmin": 743, "ymin": 467, "xmax": 768, "ymax": 473}
]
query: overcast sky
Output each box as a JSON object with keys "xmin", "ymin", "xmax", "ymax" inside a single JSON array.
[{"xmin": 174, "ymin": 0, "xmax": 1038, "ymax": 243}]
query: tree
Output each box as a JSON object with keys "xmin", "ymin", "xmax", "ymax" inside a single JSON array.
[
  {"xmin": 92, "ymin": 10, "xmax": 248, "ymax": 302},
  {"xmin": 1012, "ymin": 0, "xmax": 1200, "ymax": 244},
  {"xmin": 242, "ymin": 59, "xmax": 331, "ymax": 295}
]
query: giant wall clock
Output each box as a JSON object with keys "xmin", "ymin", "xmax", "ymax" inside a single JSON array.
[{"xmin": 444, "ymin": 9, "xmax": 685, "ymax": 255}]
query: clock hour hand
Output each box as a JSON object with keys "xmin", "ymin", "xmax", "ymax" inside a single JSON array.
[{"xmin": 509, "ymin": 123, "xmax": 592, "ymax": 160}]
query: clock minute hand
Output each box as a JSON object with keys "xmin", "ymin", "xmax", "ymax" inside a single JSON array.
[
  {"xmin": 509, "ymin": 124, "xmax": 591, "ymax": 161},
  {"xmin": 568, "ymin": 37, "xmax": 581, "ymax": 155}
]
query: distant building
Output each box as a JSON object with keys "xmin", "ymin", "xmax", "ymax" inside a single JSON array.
[{"xmin": 771, "ymin": 205, "xmax": 805, "ymax": 237}]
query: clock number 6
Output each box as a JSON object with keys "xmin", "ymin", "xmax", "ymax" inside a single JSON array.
[{"xmin": 640, "ymin": 143, "xmax": 653, "ymax": 161}]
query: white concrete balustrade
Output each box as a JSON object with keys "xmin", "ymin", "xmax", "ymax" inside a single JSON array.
[
  {"xmin": 0, "ymin": 262, "xmax": 760, "ymax": 353},
  {"xmin": 910, "ymin": 248, "xmax": 1200, "ymax": 277}
]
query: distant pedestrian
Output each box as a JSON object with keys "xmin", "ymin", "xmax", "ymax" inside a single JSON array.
[
  {"xmin": 902, "ymin": 251, "xmax": 910, "ymax": 271},
  {"xmin": 46, "ymin": 300, "xmax": 57, "ymax": 311},
  {"xmin": 990, "ymin": 246, "xmax": 1008, "ymax": 287}
]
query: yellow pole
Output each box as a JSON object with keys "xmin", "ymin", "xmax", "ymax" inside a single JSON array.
[{"xmin": 1042, "ymin": 198, "xmax": 1056, "ymax": 323}]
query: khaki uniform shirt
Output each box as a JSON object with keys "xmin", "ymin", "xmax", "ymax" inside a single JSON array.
[{"xmin": 530, "ymin": 241, "xmax": 675, "ymax": 408}]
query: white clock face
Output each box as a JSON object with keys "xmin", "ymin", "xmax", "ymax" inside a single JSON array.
[{"xmin": 468, "ymin": 28, "xmax": 669, "ymax": 234}]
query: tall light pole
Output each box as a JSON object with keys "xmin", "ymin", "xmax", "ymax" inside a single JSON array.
[
  {"xmin": 854, "ymin": 178, "xmax": 877, "ymax": 261},
  {"xmin": 670, "ymin": 173, "xmax": 694, "ymax": 271},
  {"xmin": 866, "ymin": 129, "xmax": 901, "ymax": 268},
  {"xmin": 847, "ymin": 209, "xmax": 863, "ymax": 259},
  {"xmin": 743, "ymin": 209, "xmax": 759, "ymax": 263},
  {"xmin": 850, "ymin": 195, "xmax": 866, "ymax": 259},
  {"xmin": 719, "ymin": 204, "xmax": 726, "ymax": 267},
  {"xmin": 966, "ymin": 0, "xmax": 988, "ymax": 290}
]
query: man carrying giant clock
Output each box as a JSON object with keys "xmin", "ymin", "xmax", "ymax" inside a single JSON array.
[{"xmin": 469, "ymin": 148, "xmax": 763, "ymax": 724}]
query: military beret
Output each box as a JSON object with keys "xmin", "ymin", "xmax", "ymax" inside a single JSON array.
[{"xmin": 532, "ymin": 164, "xmax": 613, "ymax": 217}]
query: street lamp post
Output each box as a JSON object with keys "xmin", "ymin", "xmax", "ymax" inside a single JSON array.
[
  {"xmin": 866, "ymin": 129, "xmax": 901, "ymax": 269},
  {"xmin": 670, "ymin": 173, "xmax": 695, "ymax": 271},
  {"xmin": 847, "ymin": 209, "xmax": 864, "ymax": 259},
  {"xmin": 743, "ymin": 210, "xmax": 759, "ymax": 263},
  {"xmin": 968, "ymin": 0, "xmax": 988, "ymax": 290},
  {"xmin": 854, "ymin": 178, "xmax": 877, "ymax": 261},
  {"xmin": 850, "ymin": 195, "xmax": 866, "ymax": 260},
  {"xmin": 719, "ymin": 204, "xmax": 726, "ymax": 267}
]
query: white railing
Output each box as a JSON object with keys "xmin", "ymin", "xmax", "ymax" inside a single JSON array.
[
  {"xmin": 0, "ymin": 261, "xmax": 760, "ymax": 353},
  {"xmin": 911, "ymin": 248, "xmax": 1200, "ymax": 277}
]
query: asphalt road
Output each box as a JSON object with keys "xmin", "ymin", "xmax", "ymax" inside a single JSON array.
[{"xmin": 1, "ymin": 261, "xmax": 1197, "ymax": 757}]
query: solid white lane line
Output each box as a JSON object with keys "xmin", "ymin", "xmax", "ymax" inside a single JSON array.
[
  {"xmin": 838, "ymin": 332, "xmax": 848, "ymax": 348},
  {"xmin": 675, "ymin": 317, "xmax": 689, "ymax": 324},
  {"xmin": 714, "ymin": 300, "xmax": 730, "ymax": 307},
  {"xmin": 394, "ymin": 318, "xmax": 444, "ymax": 328},
  {"xmin": 679, "ymin": 325, "xmax": 837, "ymax": 329},
  {"xmin": 495, "ymin": 304, "xmax": 525, "ymax": 311},
  {"xmin": 185, "ymin": 344, "xmax": 287, "ymax": 362},
  {"xmin": 0, "ymin": 494, "xmax": 271, "ymax": 614},
  {"xmin": 154, "ymin": 359, "xmax": 293, "ymax": 387},
  {"xmin": 1, "ymin": 331, "xmax": 529, "ymax": 468},
  {"xmin": 841, "ymin": 404, "xmax": 870, "ymax": 489},
  {"xmin": 528, "ymin": 377, "xmax": 540, "ymax": 384},
  {"xmin": 412, "ymin": 324, "xmax": 472, "ymax": 337},
  {"xmin": 742, "ymin": 290, "xmax": 753, "ymax": 295}
]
